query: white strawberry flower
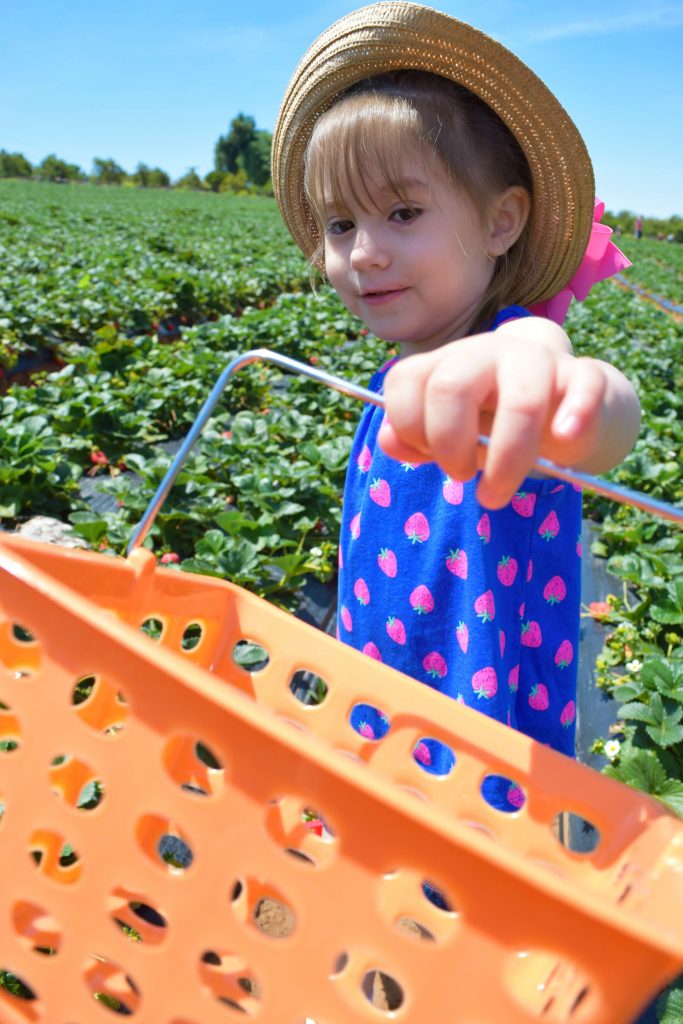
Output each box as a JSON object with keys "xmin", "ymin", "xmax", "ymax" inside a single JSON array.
[
  {"xmin": 604, "ymin": 740, "xmax": 621, "ymax": 760},
  {"xmin": 626, "ymin": 659, "xmax": 642, "ymax": 673}
]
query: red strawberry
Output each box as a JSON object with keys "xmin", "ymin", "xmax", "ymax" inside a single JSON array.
[
  {"xmin": 446, "ymin": 548, "xmax": 468, "ymax": 578},
  {"xmin": 456, "ymin": 621, "xmax": 469, "ymax": 653},
  {"xmin": 472, "ymin": 666, "xmax": 498, "ymax": 699},
  {"xmin": 528, "ymin": 683, "xmax": 549, "ymax": 711},
  {"xmin": 442, "ymin": 476, "xmax": 463, "ymax": 505},
  {"xmin": 350, "ymin": 512, "xmax": 361, "ymax": 540},
  {"xmin": 538, "ymin": 511, "xmax": 560, "ymax": 541},
  {"xmin": 423, "ymin": 651, "xmax": 447, "ymax": 678},
  {"xmin": 378, "ymin": 548, "xmax": 397, "ymax": 577},
  {"xmin": 476, "ymin": 513, "xmax": 491, "ymax": 544},
  {"xmin": 543, "ymin": 575, "xmax": 567, "ymax": 605},
  {"xmin": 554, "ymin": 640, "xmax": 574, "ymax": 669},
  {"xmin": 521, "ymin": 620, "xmax": 542, "ymax": 647},
  {"xmin": 90, "ymin": 449, "xmax": 109, "ymax": 466},
  {"xmin": 512, "ymin": 491, "xmax": 536, "ymax": 517},
  {"xmin": 474, "ymin": 589, "xmax": 495, "ymax": 623},
  {"xmin": 354, "ymin": 578, "xmax": 370, "ymax": 605},
  {"xmin": 160, "ymin": 552, "xmax": 180, "ymax": 565},
  {"xmin": 369, "ymin": 477, "xmax": 391, "ymax": 507},
  {"xmin": 496, "ymin": 555, "xmax": 518, "ymax": 586},
  {"xmin": 404, "ymin": 512, "xmax": 430, "ymax": 544},
  {"xmin": 413, "ymin": 741, "xmax": 432, "ymax": 766},
  {"xmin": 363, "ymin": 642, "xmax": 382, "ymax": 661},
  {"xmin": 386, "ymin": 616, "xmax": 407, "ymax": 644},
  {"xmin": 410, "ymin": 585, "xmax": 434, "ymax": 615},
  {"xmin": 508, "ymin": 664, "xmax": 519, "ymax": 691},
  {"xmin": 560, "ymin": 700, "xmax": 576, "ymax": 728},
  {"xmin": 357, "ymin": 444, "xmax": 372, "ymax": 473},
  {"xmin": 340, "ymin": 605, "xmax": 353, "ymax": 631}
]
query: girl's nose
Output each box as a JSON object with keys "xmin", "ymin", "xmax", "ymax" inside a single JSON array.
[{"xmin": 349, "ymin": 229, "xmax": 389, "ymax": 270}]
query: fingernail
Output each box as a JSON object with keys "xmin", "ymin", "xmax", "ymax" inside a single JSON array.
[{"xmin": 554, "ymin": 411, "xmax": 581, "ymax": 437}]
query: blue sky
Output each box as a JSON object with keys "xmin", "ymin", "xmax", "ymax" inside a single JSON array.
[{"xmin": 3, "ymin": 0, "xmax": 682, "ymax": 216}]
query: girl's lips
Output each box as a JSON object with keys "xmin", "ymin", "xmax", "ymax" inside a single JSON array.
[{"xmin": 361, "ymin": 287, "xmax": 408, "ymax": 306}]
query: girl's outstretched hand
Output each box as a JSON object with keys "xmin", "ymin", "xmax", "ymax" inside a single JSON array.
[{"xmin": 377, "ymin": 318, "xmax": 641, "ymax": 509}]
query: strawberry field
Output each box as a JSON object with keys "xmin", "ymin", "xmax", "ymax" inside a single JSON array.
[{"xmin": 1, "ymin": 179, "xmax": 682, "ymax": 1017}]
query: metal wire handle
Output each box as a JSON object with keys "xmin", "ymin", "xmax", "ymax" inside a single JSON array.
[{"xmin": 126, "ymin": 347, "xmax": 682, "ymax": 554}]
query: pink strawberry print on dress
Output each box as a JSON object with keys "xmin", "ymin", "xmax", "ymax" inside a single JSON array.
[
  {"xmin": 354, "ymin": 578, "xmax": 370, "ymax": 605},
  {"xmin": 543, "ymin": 575, "xmax": 567, "ymax": 604},
  {"xmin": 476, "ymin": 513, "xmax": 491, "ymax": 544},
  {"xmin": 474, "ymin": 590, "xmax": 495, "ymax": 623},
  {"xmin": 528, "ymin": 683, "xmax": 550, "ymax": 711},
  {"xmin": 472, "ymin": 667, "xmax": 498, "ymax": 699},
  {"xmin": 386, "ymin": 616, "xmax": 407, "ymax": 644},
  {"xmin": 350, "ymin": 512, "xmax": 361, "ymax": 540},
  {"xmin": 410, "ymin": 585, "xmax": 434, "ymax": 615},
  {"xmin": 456, "ymin": 621, "xmax": 469, "ymax": 653},
  {"xmin": 497, "ymin": 555, "xmax": 517, "ymax": 586},
  {"xmin": 538, "ymin": 511, "xmax": 560, "ymax": 541},
  {"xmin": 340, "ymin": 605, "xmax": 353, "ymax": 632},
  {"xmin": 378, "ymin": 548, "xmax": 397, "ymax": 577},
  {"xmin": 554, "ymin": 640, "xmax": 574, "ymax": 668},
  {"xmin": 357, "ymin": 444, "xmax": 372, "ymax": 473},
  {"xmin": 423, "ymin": 651, "xmax": 447, "ymax": 678},
  {"xmin": 369, "ymin": 478, "xmax": 391, "ymax": 507},
  {"xmin": 404, "ymin": 512, "xmax": 430, "ymax": 543},
  {"xmin": 512, "ymin": 491, "xmax": 536, "ymax": 517},
  {"xmin": 446, "ymin": 548, "xmax": 468, "ymax": 578},
  {"xmin": 442, "ymin": 476, "xmax": 463, "ymax": 505},
  {"xmin": 363, "ymin": 642, "xmax": 382, "ymax": 661}
]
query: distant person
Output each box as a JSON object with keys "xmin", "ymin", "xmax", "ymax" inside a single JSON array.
[{"xmin": 635, "ymin": 215, "xmax": 644, "ymax": 239}]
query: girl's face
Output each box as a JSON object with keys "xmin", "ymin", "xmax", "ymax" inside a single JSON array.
[{"xmin": 321, "ymin": 149, "xmax": 496, "ymax": 355}]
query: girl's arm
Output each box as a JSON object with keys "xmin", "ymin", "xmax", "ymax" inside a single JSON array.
[{"xmin": 378, "ymin": 317, "xmax": 642, "ymax": 509}]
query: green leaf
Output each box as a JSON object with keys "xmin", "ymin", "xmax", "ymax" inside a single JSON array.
[
  {"xmin": 651, "ymin": 581, "xmax": 683, "ymax": 625},
  {"xmin": 606, "ymin": 747, "xmax": 667, "ymax": 794},
  {"xmin": 656, "ymin": 974, "xmax": 683, "ymax": 1022},
  {"xmin": 657, "ymin": 781, "xmax": 683, "ymax": 818}
]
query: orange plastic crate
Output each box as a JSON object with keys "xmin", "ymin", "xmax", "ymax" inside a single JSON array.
[{"xmin": 1, "ymin": 532, "xmax": 682, "ymax": 1023}]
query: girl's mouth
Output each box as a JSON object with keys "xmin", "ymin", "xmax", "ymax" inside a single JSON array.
[{"xmin": 361, "ymin": 287, "xmax": 408, "ymax": 305}]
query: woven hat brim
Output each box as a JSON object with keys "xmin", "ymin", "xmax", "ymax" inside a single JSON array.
[{"xmin": 273, "ymin": 1, "xmax": 595, "ymax": 308}]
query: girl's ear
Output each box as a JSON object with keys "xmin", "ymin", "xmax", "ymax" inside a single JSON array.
[{"xmin": 486, "ymin": 186, "xmax": 531, "ymax": 257}]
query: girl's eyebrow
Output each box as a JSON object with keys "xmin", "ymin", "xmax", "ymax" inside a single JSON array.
[{"xmin": 322, "ymin": 177, "xmax": 431, "ymax": 212}]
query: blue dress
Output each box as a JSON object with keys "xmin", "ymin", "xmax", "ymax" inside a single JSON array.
[{"xmin": 338, "ymin": 307, "xmax": 582, "ymax": 811}]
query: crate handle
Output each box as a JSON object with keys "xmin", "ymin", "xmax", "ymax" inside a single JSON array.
[{"xmin": 126, "ymin": 347, "xmax": 682, "ymax": 555}]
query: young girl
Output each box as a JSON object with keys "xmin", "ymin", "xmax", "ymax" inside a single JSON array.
[{"xmin": 272, "ymin": 3, "xmax": 641, "ymax": 809}]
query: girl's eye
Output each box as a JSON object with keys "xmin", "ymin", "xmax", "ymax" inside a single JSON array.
[
  {"xmin": 327, "ymin": 218, "xmax": 354, "ymax": 236},
  {"xmin": 391, "ymin": 206, "xmax": 421, "ymax": 224}
]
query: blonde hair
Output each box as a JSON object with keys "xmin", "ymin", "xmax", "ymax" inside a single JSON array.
[{"xmin": 304, "ymin": 71, "xmax": 533, "ymax": 333}]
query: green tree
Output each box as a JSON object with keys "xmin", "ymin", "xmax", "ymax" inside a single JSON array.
[
  {"xmin": 0, "ymin": 150, "xmax": 33, "ymax": 178},
  {"xmin": 174, "ymin": 167, "xmax": 205, "ymax": 190},
  {"xmin": 133, "ymin": 162, "xmax": 170, "ymax": 188},
  {"xmin": 214, "ymin": 114, "xmax": 272, "ymax": 187},
  {"xmin": 92, "ymin": 157, "xmax": 126, "ymax": 185},
  {"xmin": 38, "ymin": 154, "xmax": 83, "ymax": 182}
]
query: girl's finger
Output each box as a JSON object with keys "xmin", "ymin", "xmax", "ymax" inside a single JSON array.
[
  {"xmin": 552, "ymin": 357, "xmax": 607, "ymax": 444},
  {"xmin": 476, "ymin": 343, "xmax": 555, "ymax": 507},
  {"xmin": 420, "ymin": 338, "xmax": 498, "ymax": 482}
]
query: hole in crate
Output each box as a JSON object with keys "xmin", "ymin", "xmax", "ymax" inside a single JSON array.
[
  {"xmin": 395, "ymin": 916, "xmax": 436, "ymax": 942},
  {"xmin": 232, "ymin": 639, "xmax": 270, "ymax": 672},
  {"xmin": 163, "ymin": 736, "xmax": 225, "ymax": 798},
  {"xmin": 28, "ymin": 830, "xmax": 82, "ymax": 885},
  {"xmin": 49, "ymin": 754, "xmax": 104, "ymax": 811},
  {"xmin": 331, "ymin": 951, "xmax": 349, "ymax": 977},
  {"xmin": 289, "ymin": 669, "xmax": 329, "ymax": 706},
  {"xmin": 265, "ymin": 798, "xmax": 337, "ymax": 868},
  {"xmin": 361, "ymin": 969, "xmax": 404, "ymax": 1012},
  {"xmin": 231, "ymin": 878, "xmax": 297, "ymax": 939},
  {"xmin": 1, "ymin": 622, "xmax": 40, "ymax": 678},
  {"xmin": 71, "ymin": 674, "xmax": 129, "ymax": 736},
  {"xmin": 199, "ymin": 949, "xmax": 262, "ymax": 1016},
  {"xmin": 504, "ymin": 949, "xmax": 593, "ymax": 1021},
  {"xmin": 83, "ymin": 956, "xmax": 140, "ymax": 1016},
  {"xmin": 0, "ymin": 966, "xmax": 38, "ymax": 1020},
  {"xmin": 107, "ymin": 888, "xmax": 168, "ymax": 946},
  {"xmin": 180, "ymin": 622, "xmax": 203, "ymax": 651},
  {"xmin": 12, "ymin": 624, "xmax": 35, "ymax": 644},
  {"xmin": 136, "ymin": 815, "xmax": 194, "ymax": 873},
  {"xmin": 422, "ymin": 881, "xmax": 456, "ymax": 913},
  {"xmin": 481, "ymin": 774, "xmax": 526, "ymax": 813},
  {"xmin": 349, "ymin": 702, "xmax": 390, "ymax": 741},
  {"xmin": 552, "ymin": 812, "xmax": 601, "ymax": 853},
  {"xmin": 13, "ymin": 900, "xmax": 63, "ymax": 956},
  {"xmin": 411, "ymin": 737, "xmax": 456, "ymax": 775},
  {"xmin": 140, "ymin": 617, "xmax": 164, "ymax": 641},
  {"xmin": 0, "ymin": 702, "xmax": 21, "ymax": 753}
]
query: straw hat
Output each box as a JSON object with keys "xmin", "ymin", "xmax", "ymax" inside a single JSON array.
[{"xmin": 272, "ymin": 1, "xmax": 595, "ymax": 308}]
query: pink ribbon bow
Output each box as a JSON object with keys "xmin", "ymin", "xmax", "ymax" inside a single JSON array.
[{"xmin": 529, "ymin": 200, "xmax": 631, "ymax": 324}]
